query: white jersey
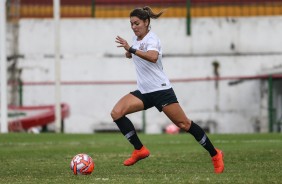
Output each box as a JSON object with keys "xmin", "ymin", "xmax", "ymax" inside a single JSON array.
[{"xmin": 131, "ymin": 31, "xmax": 172, "ymax": 94}]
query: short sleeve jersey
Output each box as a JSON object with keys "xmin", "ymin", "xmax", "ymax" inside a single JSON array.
[{"xmin": 131, "ymin": 31, "xmax": 172, "ymax": 94}]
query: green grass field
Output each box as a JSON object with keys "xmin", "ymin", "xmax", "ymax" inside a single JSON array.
[{"xmin": 0, "ymin": 133, "xmax": 281, "ymax": 184}]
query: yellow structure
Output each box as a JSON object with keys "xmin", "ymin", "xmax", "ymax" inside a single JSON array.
[{"xmin": 8, "ymin": 4, "xmax": 282, "ymax": 19}]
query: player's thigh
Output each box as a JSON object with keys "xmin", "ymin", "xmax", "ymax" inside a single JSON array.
[
  {"xmin": 162, "ymin": 103, "xmax": 191, "ymax": 124},
  {"xmin": 112, "ymin": 93, "xmax": 144, "ymax": 118}
]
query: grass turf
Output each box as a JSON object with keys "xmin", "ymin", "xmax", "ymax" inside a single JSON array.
[{"xmin": 0, "ymin": 133, "xmax": 281, "ymax": 184}]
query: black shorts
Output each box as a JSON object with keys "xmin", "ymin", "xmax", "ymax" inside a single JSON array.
[{"xmin": 130, "ymin": 88, "xmax": 179, "ymax": 112}]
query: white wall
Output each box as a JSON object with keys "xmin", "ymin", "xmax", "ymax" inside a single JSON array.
[{"xmin": 15, "ymin": 17, "xmax": 282, "ymax": 133}]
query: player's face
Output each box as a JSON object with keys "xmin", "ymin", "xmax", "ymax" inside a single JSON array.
[{"xmin": 130, "ymin": 16, "xmax": 149, "ymax": 39}]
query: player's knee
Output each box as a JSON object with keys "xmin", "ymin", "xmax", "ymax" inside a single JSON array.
[
  {"xmin": 110, "ymin": 109, "xmax": 118, "ymax": 121},
  {"xmin": 176, "ymin": 120, "xmax": 191, "ymax": 131},
  {"xmin": 178, "ymin": 122, "xmax": 188, "ymax": 131},
  {"xmin": 110, "ymin": 109, "xmax": 123, "ymax": 121}
]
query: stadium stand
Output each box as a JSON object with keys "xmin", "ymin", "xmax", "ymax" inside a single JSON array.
[{"xmin": 6, "ymin": 0, "xmax": 282, "ymax": 18}]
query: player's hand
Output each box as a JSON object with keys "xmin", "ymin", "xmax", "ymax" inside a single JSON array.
[
  {"xmin": 115, "ymin": 36, "xmax": 130, "ymax": 51},
  {"xmin": 125, "ymin": 51, "xmax": 132, "ymax": 59}
]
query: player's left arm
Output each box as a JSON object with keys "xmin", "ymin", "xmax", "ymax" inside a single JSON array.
[
  {"xmin": 115, "ymin": 35, "xmax": 159, "ymax": 63},
  {"xmin": 134, "ymin": 50, "xmax": 159, "ymax": 63},
  {"xmin": 134, "ymin": 36, "xmax": 159, "ymax": 63}
]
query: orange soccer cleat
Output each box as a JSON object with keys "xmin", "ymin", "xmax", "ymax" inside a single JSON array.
[
  {"xmin": 212, "ymin": 148, "xmax": 224, "ymax": 174},
  {"xmin": 124, "ymin": 146, "xmax": 150, "ymax": 166}
]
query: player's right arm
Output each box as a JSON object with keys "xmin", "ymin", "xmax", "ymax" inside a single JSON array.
[{"xmin": 125, "ymin": 51, "xmax": 132, "ymax": 59}]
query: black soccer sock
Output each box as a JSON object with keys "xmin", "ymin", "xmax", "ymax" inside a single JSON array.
[
  {"xmin": 114, "ymin": 116, "xmax": 143, "ymax": 150},
  {"xmin": 187, "ymin": 121, "xmax": 217, "ymax": 157}
]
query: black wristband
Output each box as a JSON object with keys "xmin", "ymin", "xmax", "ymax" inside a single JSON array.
[{"xmin": 128, "ymin": 46, "xmax": 137, "ymax": 54}]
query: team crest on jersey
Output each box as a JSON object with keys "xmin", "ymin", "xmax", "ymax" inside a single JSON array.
[{"xmin": 139, "ymin": 43, "xmax": 145, "ymax": 51}]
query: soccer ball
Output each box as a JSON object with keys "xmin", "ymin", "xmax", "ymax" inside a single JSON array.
[{"xmin": 70, "ymin": 153, "xmax": 95, "ymax": 175}]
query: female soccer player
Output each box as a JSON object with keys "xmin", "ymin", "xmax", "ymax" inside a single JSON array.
[{"xmin": 111, "ymin": 6, "xmax": 224, "ymax": 174}]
